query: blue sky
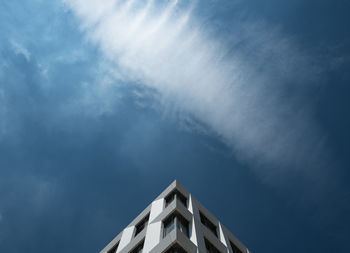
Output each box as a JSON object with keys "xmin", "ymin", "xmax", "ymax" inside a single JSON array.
[{"xmin": 0, "ymin": 0, "xmax": 350, "ymax": 252}]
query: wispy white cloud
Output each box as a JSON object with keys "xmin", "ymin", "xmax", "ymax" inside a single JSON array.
[
  {"xmin": 10, "ymin": 40, "xmax": 31, "ymax": 61},
  {"xmin": 64, "ymin": 0, "xmax": 327, "ymax": 179}
]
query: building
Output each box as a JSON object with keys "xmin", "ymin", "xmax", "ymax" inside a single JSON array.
[{"xmin": 101, "ymin": 180, "xmax": 250, "ymax": 253}]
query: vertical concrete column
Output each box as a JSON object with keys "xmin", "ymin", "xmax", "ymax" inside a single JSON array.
[
  {"xmin": 188, "ymin": 195, "xmax": 197, "ymax": 245},
  {"xmin": 143, "ymin": 198, "xmax": 164, "ymax": 253},
  {"xmin": 116, "ymin": 226, "xmax": 135, "ymax": 253},
  {"xmin": 189, "ymin": 196, "xmax": 206, "ymax": 253},
  {"xmin": 143, "ymin": 221, "xmax": 162, "ymax": 253},
  {"xmin": 218, "ymin": 223, "xmax": 229, "ymax": 250}
]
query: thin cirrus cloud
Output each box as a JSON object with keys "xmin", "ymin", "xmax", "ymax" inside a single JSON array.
[
  {"xmin": 64, "ymin": 0, "xmax": 327, "ymax": 179},
  {"xmin": 10, "ymin": 41, "xmax": 31, "ymax": 62}
]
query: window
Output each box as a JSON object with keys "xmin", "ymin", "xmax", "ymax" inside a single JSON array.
[
  {"xmin": 163, "ymin": 212, "xmax": 189, "ymax": 238},
  {"xmin": 163, "ymin": 214, "xmax": 175, "ymax": 237},
  {"xmin": 164, "ymin": 244, "xmax": 188, "ymax": 253},
  {"xmin": 229, "ymin": 241, "xmax": 243, "ymax": 253},
  {"xmin": 177, "ymin": 215, "xmax": 189, "ymax": 237},
  {"xmin": 130, "ymin": 240, "xmax": 144, "ymax": 253},
  {"xmin": 134, "ymin": 214, "xmax": 149, "ymax": 237},
  {"xmin": 165, "ymin": 190, "xmax": 187, "ymax": 207},
  {"xmin": 204, "ymin": 238, "xmax": 221, "ymax": 253},
  {"xmin": 199, "ymin": 211, "xmax": 218, "ymax": 237},
  {"xmin": 107, "ymin": 241, "xmax": 119, "ymax": 253}
]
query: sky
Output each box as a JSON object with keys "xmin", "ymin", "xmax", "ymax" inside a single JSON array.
[{"xmin": 0, "ymin": 0, "xmax": 350, "ymax": 252}]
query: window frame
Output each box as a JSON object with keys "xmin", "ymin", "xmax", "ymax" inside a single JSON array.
[
  {"xmin": 165, "ymin": 190, "xmax": 187, "ymax": 208},
  {"xmin": 199, "ymin": 211, "xmax": 218, "ymax": 237},
  {"xmin": 129, "ymin": 239, "xmax": 144, "ymax": 253},
  {"xmin": 229, "ymin": 240, "xmax": 243, "ymax": 253},
  {"xmin": 204, "ymin": 238, "xmax": 221, "ymax": 253},
  {"xmin": 134, "ymin": 213, "xmax": 150, "ymax": 237},
  {"xmin": 107, "ymin": 241, "xmax": 119, "ymax": 253},
  {"xmin": 163, "ymin": 213, "xmax": 176, "ymax": 237},
  {"xmin": 164, "ymin": 243, "xmax": 188, "ymax": 253},
  {"xmin": 163, "ymin": 212, "xmax": 190, "ymax": 238}
]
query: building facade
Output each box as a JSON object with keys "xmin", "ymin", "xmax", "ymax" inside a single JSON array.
[{"xmin": 101, "ymin": 180, "xmax": 250, "ymax": 253}]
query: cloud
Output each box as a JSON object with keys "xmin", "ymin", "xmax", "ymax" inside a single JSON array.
[
  {"xmin": 64, "ymin": 0, "xmax": 327, "ymax": 178},
  {"xmin": 10, "ymin": 41, "xmax": 31, "ymax": 61}
]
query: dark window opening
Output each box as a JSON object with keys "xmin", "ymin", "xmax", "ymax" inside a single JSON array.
[
  {"xmin": 135, "ymin": 214, "xmax": 149, "ymax": 237},
  {"xmin": 163, "ymin": 214, "xmax": 175, "ymax": 237},
  {"xmin": 163, "ymin": 212, "xmax": 189, "ymax": 238},
  {"xmin": 130, "ymin": 240, "xmax": 144, "ymax": 253},
  {"xmin": 107, "ymin": 241, "xmax": 119, "ymax": 253},
  {"xmin": 229, "ymin": 241, "xmax": 243, "ymax": 253},
  {"xmin": 199, "ymin": 211, "xmax": 218, "ymax": 237},
  {"xmin": 165, "ymin": 190, "xmax": 187, "ymax": 207},
  {"xmin": 204, "ymin": 238, "xmax": 221, "ymax": 253},
  {"xmin": 164, "ymin": 244, "xmax": 188, "ymax": 253},
  {"xmin": 177, "ymin": 215, "xmax": 189, "ymax": 237}
]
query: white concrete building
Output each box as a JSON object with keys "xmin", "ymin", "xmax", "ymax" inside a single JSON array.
[{"xmin": 101, "ymin": 180, "xmax": 250, "ymax": 253}]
